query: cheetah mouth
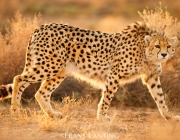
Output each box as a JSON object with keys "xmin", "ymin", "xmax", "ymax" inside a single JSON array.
[
  {"xmin": 158, "ymin": 56, "xmax": 168, "ymax": 60},
  {"xmin": 157, "ymin": 57, "xmax": 168, "ymax": 62},
  {"xmin": 159, "ymin": 58, "xmax": 168, "ymax": 62}
]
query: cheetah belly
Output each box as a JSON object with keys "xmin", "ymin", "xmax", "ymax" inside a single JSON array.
[{"xmin": 65, "ymin": 63, "xmax": 107, "ymax": 90}]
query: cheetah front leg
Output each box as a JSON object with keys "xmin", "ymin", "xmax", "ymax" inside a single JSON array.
[
  {"xmin": 142, "ymin": 74, "xmax": 180, "ymax": 121},
  {"xmin": 97, "ymin": 76, "xmax": 118, "ymax": 120}
]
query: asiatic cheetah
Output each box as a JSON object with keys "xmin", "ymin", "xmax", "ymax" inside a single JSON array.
[{"xmin": 2, "ymin": 22, "xmax": 180, "ymax": 121}]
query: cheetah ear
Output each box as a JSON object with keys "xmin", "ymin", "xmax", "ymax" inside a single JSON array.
[
  {"xmin": 144, "ymin": 35, "xmax": 152, "ymax": 44},
  {"xmin": 171, "ymin": 37, "xmax": 177, "ymax": 44}
]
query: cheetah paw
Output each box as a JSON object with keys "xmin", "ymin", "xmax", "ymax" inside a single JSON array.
[
  {"xmin": 10, "ymin": 104, "xmax": 21, "ymax": 114},
  {"xmin": 174, "ymin": 115, "xmax": 180, "ymax": 121},
  {"xmin": 49, "ymin": 111, "xmax": 63, "ymax": 119},
  {"xmin": 97, "ymin": 114, "xmax": 111, "ymax": 121}
]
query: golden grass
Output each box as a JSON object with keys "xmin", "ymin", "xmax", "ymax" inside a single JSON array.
[
  {"xmin": 1, "ymin": 97, "xmax": 180, "ymax": 140},
  {"xmin": 0, "ymin": 11, "xmax": 42, "ymax": 84},
  {"xmin": 138, "ymin": 2, "xmax": 180, "ymax": 38}
]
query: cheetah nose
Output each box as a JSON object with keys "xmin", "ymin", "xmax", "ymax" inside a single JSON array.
[{"xmin": 161, "ymin": 53, "xmax": 167, "ymax": 57}]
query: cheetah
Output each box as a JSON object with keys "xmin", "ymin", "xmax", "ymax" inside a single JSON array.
[
  {"xmin": 0, "ymin": 84, "xmax": 12, "ymax": 100},
  {"xmin": 3, "ymin": 22, "xmax": 180, "ymax": 121}
]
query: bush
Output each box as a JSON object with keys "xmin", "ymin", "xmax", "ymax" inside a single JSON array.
[{"xmin": 0, "ymin": 11, "xmax": 42, "ymax": 84}]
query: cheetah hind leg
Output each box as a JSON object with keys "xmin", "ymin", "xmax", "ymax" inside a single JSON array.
[
  {"xmin": 11, "ymin": 75, "xmax": 31, "ymax": 113},
  {"xmin": 35, "ymin": 71, "xmax": 66, "ymax": 118}
]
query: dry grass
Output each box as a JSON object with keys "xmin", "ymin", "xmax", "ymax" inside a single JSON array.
[
  {"xmin": 1, "ymin": 97, "xmax": 180, "ymax": 140},
  {"xmin": 0, "ymin": 11, "xmax": 42, "ymax": 84},
  {"xmin": 138, "ymin": 2, "xmax": 180, "ymax": 38}
]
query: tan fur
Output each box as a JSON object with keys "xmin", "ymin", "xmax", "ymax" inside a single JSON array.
[{"xmin": 8, "ymin": 22, "xmax": 180, "ymax": 121}]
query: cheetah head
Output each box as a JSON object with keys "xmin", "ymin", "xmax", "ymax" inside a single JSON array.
[{"xmin": 144, "ymin": 34, "xmax": 177, "ymax": 63}]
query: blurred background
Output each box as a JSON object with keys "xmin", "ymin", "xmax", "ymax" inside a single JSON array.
[
  {"xmin": 0, "ymin": 0, "xmax": 180, "ymax": 109},
  {"xmin": 1, "ymin": 0, "xmax": 180, "ymax": 32}
]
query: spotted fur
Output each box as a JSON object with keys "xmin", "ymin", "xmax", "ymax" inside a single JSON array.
[{"xmin": 7, "ymin": 22, "xmax": 180, "ymax": 120}]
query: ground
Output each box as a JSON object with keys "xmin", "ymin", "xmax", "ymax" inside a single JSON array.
[{"xmin": 0, "ymin": 98, "xmax": 180, "ymax": 140}]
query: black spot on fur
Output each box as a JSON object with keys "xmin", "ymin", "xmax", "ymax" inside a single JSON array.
[
  {"xmin": 151, "ymin": 84, "xmax": 156, "ymax": 89},
  {"xmin": 53, "ymin": 70, "xmax": 59, "ymax": 73},
  {"xmin": 159, "ymin": 100, "xmax": 163, "ymax": 104}
]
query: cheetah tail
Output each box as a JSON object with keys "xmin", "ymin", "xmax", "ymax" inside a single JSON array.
[{"xmin": 0, "ymin": 84, "xmax": 13, "ymax": 100}]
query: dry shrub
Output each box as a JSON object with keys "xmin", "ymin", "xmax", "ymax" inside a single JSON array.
[
  {"xmin": 138, "ymin": 3, "xmax": 180, "ymax": 38},
  {"xmin": 0, "ymin": 11, "xmax": 41, "ymax": 84}
]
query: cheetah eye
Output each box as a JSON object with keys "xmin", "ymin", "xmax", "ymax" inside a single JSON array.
[
  {"xmin": 155, "ymin": 45, "xmax": 160, "ymax": 48},
  {"xmin": 167, "ymin": 45, "xmax": 172, "ymax": 49}
]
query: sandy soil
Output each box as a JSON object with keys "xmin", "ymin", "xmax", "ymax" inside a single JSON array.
[{"xmin": 0, "ymin": 101, "xmax": 180, "ymax": 140}]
